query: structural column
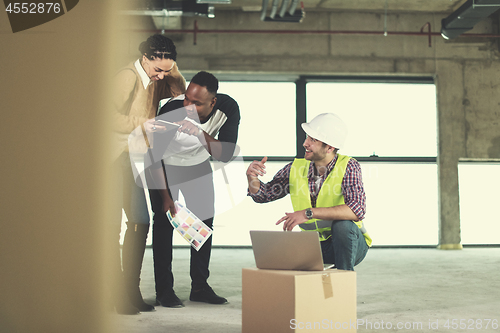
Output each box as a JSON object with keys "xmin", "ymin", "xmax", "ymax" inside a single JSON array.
[{"xmin": 436, "ymin": 61, "xmax": 466, "ymax": 250}]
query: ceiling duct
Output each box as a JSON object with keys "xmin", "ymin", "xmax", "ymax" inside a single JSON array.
[
  {"xmin": 122, "ymin": 0, "xmax": 215, "ymax": 18},
  {"xmin": 441, "ymin": 0, "xmax": 500, "ymax": 39},
  {"xmin": 260, "ymin": 0, "xmax": 304, "ymax": 22}
]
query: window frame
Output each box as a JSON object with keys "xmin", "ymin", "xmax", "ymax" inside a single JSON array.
[{"xmin": 183, "ymin": 73, "xmax": 437, "ymax": 163}]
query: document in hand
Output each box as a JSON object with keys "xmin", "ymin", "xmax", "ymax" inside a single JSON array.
[{"xmin": 166, "ymin": 201, "xmax": 213, "ymax": 251}]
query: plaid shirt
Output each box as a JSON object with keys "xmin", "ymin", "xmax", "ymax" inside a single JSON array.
[{"xmin": 248, "ymin": 155, "xmax": 366, "ymax": 220}]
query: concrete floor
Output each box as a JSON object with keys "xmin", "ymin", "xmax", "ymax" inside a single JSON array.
[{"xmin": 113, "ymin": 247, "xmax": 500, "ymax": 333}]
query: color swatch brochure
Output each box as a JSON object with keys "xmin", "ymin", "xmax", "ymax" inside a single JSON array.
[{"xmin": 167, "ymin": 201, "xmax": 213, "ymax": 251}]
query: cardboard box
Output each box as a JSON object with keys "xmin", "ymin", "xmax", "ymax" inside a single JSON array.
[{"xmin": 242, "ymin": 268, "xmax": 357, "ymax": 333}]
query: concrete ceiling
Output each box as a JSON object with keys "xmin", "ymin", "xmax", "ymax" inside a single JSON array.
[{"xmin": 213, "ymin": 0, "xmax": 468, "ymax": 14}]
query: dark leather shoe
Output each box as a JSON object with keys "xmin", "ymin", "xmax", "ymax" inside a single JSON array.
[
  {"xmin": 189, "ymin": 286, "xmax": 227, "ymax": 304},
  {"xmin": 157, "ymin": 290, "xmax": 184, "ymax": 308}
]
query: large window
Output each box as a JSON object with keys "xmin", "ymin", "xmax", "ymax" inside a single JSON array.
[
  {"xmin": 203, "ymin": 78, "xmax": 440, "ymax": 246},
  {"xmin": 218, "ymin": 81, "xmax": 296, "ymax": 157},
  {"xmin": 306, "ymin": 82, "xmax": 438, "ymax": 157},
  {"xmin": 206, "ymin": 81, "xmax": 298, "ymax": 247},
  {"xmin": 459, "ymin": 162, "xmax": 500, "ymax": 245},
  {"xmin": 360, "ymin": 163, "xmax": 438, "ymax": 246},
  {"xmin": 122, "ymin": 78, "xmax": 499, "ymax": 247},
  {"xmin": 305, "ymin": 80, "xmax": 439, "ymax": 247}
]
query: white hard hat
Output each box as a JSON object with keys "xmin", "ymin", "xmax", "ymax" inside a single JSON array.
[{"xmin": 301, "ymin": 113, "xmax": 348, "ymax": 149}]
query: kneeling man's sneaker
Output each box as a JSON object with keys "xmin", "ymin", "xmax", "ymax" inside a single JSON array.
[{"xmin": 189, "ymin": 286, "xmax": 227, "ymax": 304}]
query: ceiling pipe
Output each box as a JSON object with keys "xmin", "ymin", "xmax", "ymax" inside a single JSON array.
[
  {"xmin": 421, "ymin": 22, "xmax": 432, "ymax": 47},
  {"xmin": 269, "ymin": 0, "xmax": 280, "ymax": 19},
  {"xmin": 260, "ymin": 0, "xmax": 269, "ymax": 21},
  {"xmin": 288, "ymin": 0, "xmax": 300, "ymax": 16},
  {"xmin": 131, "ymin": 20, "xmax": 500, "ymax": 46},
  {"xmin": 279, "ymin": 0, "xmax": 291, "ymax": 18},
  {"xmin": 122, "ymin": 0, "xmax": 215, "ymax": 18},
  {"xmin": 136, "ymin": 28, "xmax": 500, "ymax": 37},
  {"xmin": 260, "ymin": 0, "xmax": 303, "ymax": 22},
  {"xmin": 131, "ymin": 20, "xmax": 500, "ymax": 47}
]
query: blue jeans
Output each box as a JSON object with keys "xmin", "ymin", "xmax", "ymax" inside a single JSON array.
[{"xmin": 321, "ymin": 220, "xmax": 369, "ymax": 271}]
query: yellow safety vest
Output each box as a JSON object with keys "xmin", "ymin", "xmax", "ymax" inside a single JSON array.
[{"xmin": 289, "ymin": 155, "xmax": 372, "ymax": 246}]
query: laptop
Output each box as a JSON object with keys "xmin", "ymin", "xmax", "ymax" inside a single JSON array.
[{"xmin": 249, "ymin": 230, "xmax": 335, "ymax": 271}]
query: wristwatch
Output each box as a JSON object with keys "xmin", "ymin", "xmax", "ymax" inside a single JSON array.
[{"xmin": 305, "ymin": 208, "xmax": 313, "ymax": 220}]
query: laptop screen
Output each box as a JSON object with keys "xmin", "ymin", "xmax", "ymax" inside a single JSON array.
[{"xmin": 250, "ymin": 230, "xmax": 326, "ymax": 271}]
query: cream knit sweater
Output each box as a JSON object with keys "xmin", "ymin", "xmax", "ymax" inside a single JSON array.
[{"xmin": 111, "ymin": 61, "xmax": 185, "ymax": 160}]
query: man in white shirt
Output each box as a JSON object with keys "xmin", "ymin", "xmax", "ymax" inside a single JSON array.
[{"xmin": 147, "ymin": 71, "xmax": 240, "ymax": 307}]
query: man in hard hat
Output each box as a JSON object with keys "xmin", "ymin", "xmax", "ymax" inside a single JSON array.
[{"xmin": 246, "ymin": 113, "xmax": 371, "ymax": 271}]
